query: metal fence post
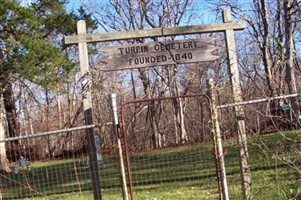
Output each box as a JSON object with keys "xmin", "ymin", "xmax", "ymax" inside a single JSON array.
[
  {"xmin": 208, "ymin": 79, "xmax": 229, "ymax": 200},
  {"xmin": 109, "ymin": 94, "xmax": 129, "ymax": 200}
]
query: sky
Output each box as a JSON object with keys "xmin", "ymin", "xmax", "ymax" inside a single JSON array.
[
  {"xmin": 16, "ymin": 0, "xmax": 301, "ymax": 59},
  {"xmin": 19, "ymin": 0, "xmax": 218, "ymax": 25}
]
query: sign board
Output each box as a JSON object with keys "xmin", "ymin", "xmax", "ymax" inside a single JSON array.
[{"xmin": 99, "ymin": 37, "xmax": 218, "ymax": 71}]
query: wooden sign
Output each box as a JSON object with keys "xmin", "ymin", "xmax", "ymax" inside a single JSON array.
[{"xmin": 99, "ymin": 37, "xmax": 218, "ymax": 71}]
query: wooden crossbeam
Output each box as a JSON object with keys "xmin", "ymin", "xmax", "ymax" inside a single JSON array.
[{"xmin": 64, "ymin": 21, "xmax": 246, "ymax": 45}]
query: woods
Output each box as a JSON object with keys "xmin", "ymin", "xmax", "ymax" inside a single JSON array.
[
  {"xmin": 0, "ymin": 0, "xmax": 301, "ymax": 183},
  {"xmin": 0, "ymin": 0, "xmax": 96, "ymax": 172}
]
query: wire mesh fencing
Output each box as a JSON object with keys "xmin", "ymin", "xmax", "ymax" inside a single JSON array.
[
  {"xmin": 1, "ymin": 93, "xmax": 300, "ymax": 200},
  {"xmin": 118, "ymin": 92, "xmax": 301, "ymax": 199},
  {"xmin": 119, "ymin": 95, "xmax": 222, "ymax": 199},
  {"xmin": 218, "ymin": 96, "xmax": 301, "ymax": 199},
  {"xmin": 0, "ymin": 125, "xmax": 123, "ymax": 200}
]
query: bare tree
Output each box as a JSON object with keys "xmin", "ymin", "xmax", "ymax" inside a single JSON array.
[
  {"xmin": 208, "ymin": 0, "xmax": 301, "ymax": 128},
  {"xmin": 84, "ymin": 0, "xmax": 196, "ymax": 147}
]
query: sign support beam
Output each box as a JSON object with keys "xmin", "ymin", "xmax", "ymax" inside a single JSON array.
[
  {"xmin": 77, "ymin": 20, "xmax": 102, "ymax": 200},
  {"xmin": 223, "ymin": 9, "xmax": 253, "ymax": 200}
]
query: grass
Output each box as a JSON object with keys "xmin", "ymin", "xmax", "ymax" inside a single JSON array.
[{"xmin": 1, "ymin": 131, "xmax": 300, "ymax": 199}]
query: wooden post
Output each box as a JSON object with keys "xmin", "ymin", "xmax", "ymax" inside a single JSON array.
[
  {"xmin": 77, "ymin": 20, "xmax": 102, "ymax": 200},
  {"xmin": 208, "ymin": 79, "xmax": 229, "ymax": 200},
  {"xmin": 109, "ymin": 94, "xmax": 129, "ymax": 200},
  {"xmin": 223, "ymin": 9, "xmax": 253, "ymax": 200}
]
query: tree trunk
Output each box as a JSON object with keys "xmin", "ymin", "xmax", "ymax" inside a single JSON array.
[
  {"xmin": 3, "ymin": 85, "xmax": 19, "ymax": 138},
  {"xmin": 179, "ymin": 97, "xmax": 188, "ymax": 143},
  {"xmin": 0, "ymin": 92, "xmax": 10, "ymax": 173},
  {"xmin": 173, "ymin": 98, "xmax": 188, "ymax": 143},
  {"xmin": 138, "ymin": 68, "xmax": 162, "ymax": 148},
  {"xmin": 259, "ymin": 0, "xmax": 276, "ymax": 96},
  {"xmin": 45, "ymin": 90, "xmax": 54, "ymax": 157},
  {"xmin": 173, "ymin": 108, "xmax": 179, "ymax": 144},
  {"xmin": 22, "ymin": 88, "xmax": 35, "ymax": 149},
  {"xmin": 56, "ymin": 87, "xmax": 63, "ymax": 129},
  {"xmin": 168, "ymin": 67, "xmax": 188, "ymax": 143},
  {"xmin": 3, "ymin": 85, "xmax": 20, "ymax": 159},
  {"xmin": 0, "ymin": 124, "xmax": 10, "ymax": 173},
  {"xmin": 284, "ymin": 0, "xmax": 300, "ymax": 123}
]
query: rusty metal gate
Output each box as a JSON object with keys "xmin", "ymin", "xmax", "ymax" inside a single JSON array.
[{"xmin": 116, "ymin": 94, "xmax": 223, "ymax": 200}]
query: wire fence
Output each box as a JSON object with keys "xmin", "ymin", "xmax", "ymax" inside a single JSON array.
[
  {"xmin": 119, "ymin": 95, "xmax": 221, "ymax": 199},
  {"xmin": 218, "ymin": 96, "xmax": 301, "ymax": 199},
  {"xmin": 118, "ymin": 94, "xmax": 301, "ymax": 199},
  {"xmin": 0, "ymin": 124, "xmax": 122, "ymax": 200},
  {"xmin": 0, "ymin": 94, "xmax": 300, "ymax": 199}
]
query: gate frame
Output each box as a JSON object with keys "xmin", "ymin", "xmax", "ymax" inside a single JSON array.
[{"xmin": 118, "ymin": 93, "xmax": 228, "ymax": 200}]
